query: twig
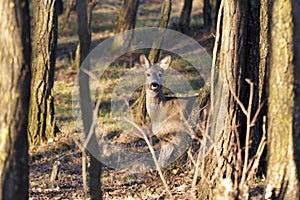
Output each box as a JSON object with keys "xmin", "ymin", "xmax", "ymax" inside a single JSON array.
[
  {"xmin": 79, "ymin": 67, "xmax": 101, "ymax": 148},
  {"xmin": 192, "ymin": 145, "xmax": 203, "ymax": 189},
  {"xmin": 227, "ymin": 80, "xmax": 250, "ymax": 192},
  {"xmin": 80, "ymin": 67, "xmax": 97, "ymax": 81},
  {"xmin": 123, "ymin": 117, "xmax": 174, "ymax": 200},
  {"xmin": 56, "ymin": 152, "xmax": 80, "ymax": 162},
  {"xmin": 75, "ymin": 98, "xmax": 101, "ymax": 197},
  {"xmin": 187, "ymin": 148, "xmax": 196, "ymax": 166},
  {"xmin": 82, "ymin": 149, "xmax": 88, "ymax": 195},
  {"xmin": 240, "ymin": 79, "xmax": 254, "ymax": 188},
  {"xmin": 83, "ymin": 100, "xmax": 101, "ymax": 148},
  {"xmin": 228, "ymin": 79, "xmax": 266, "ymax": 195},
  {"xmin": 192, "ymin": 106, "xmax": 212, "ymax": 188},
  {"xmin": 75, "ymin": 66, "xmax": 102, "ymax": 197},
  {"xmin": 250, "ymin": 100, "xmax": 266, "ymax": 126},
  {"xmin": 72, "ymin": 138, "xmax": 88, "ymax": 195},
  {"xmin": 50, "ymin": 160, "xmax": 61, "ymax": 183},
  {"xmin": 210, "ymin": 0, "xmax": 224, "ymax": 112},
  {"xmin": 246, "ymin": 116, "xmax": 267, "ymax": 182}
]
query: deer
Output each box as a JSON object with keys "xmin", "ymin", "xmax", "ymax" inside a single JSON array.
[
  {"xmin": 114, "ymin": 54, "xmax": 199, "ymax": 168},
  {"xmin": 140, "ymin": 54, "xmax": 198, "ymax": 167}
]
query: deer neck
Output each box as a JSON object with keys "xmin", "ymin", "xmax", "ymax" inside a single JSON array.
[{"xmin": 146, "ymin": 90, "xmax": 166, "ymax": 121}]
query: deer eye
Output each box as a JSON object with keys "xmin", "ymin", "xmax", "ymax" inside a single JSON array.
[
  {"xmin": 158, "ymin": 73, "xmax": 162, "ymax": 77},
  {"xmin": 146, "ymin": 73, "xmax": 150, "ymax": 77}
]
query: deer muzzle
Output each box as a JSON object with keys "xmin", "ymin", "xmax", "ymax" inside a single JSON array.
[{"xmin": 149, "ymin": 82, "xmax": 161, "ymax": 91}]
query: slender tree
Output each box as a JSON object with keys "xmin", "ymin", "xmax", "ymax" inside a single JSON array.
[
  {"xmin": 61, "ymin": 0, "xmax": 76, "ymax": 27},
  {"xmin": 28, "ymin": 0, "xmax": 59, "ymax": 146},
  {"xmin": 74, "ymin": 0, "xmax": 97, "ymax": 69},
  {"xmin": 264, "ymin": 0, "xmax": 300, "ymax": 199},
  {"xmin": 203, "ymin": 0, "xmax": 212, "ymax": 30},
  {"xmin": 179, "ymin": 0, "xmax": 193, "ymax": 33},
  {"xmin": 77, "ymin": 0, "xmax": 91, "ymax": 63},
  {"xmin": 112, "ymin": 0, "xmax": 139, "ymax": 50},
  {"xmin": 61, "ymin": 0, "xmax": 96, "ymax": 30},
  {"xmin": 116, "ymin": 0, "xmax": 139, "ymax": 33},
  {"xmin": 0, "ymin": 0, "xmax": 31, "ymax": 199},
  {"xmin": 134, "ymin": 0, "xmax": 172, "ymax": 124},
  {"xmin": 77, "ymin": 0, "xmax": 102, "ymax": 199},
  {"xmin": 148, "ymin": 0, "xmax": 172, "ymax": 63}
]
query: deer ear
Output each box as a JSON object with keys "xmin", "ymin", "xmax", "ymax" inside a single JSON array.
[
  {"xmin": 160, "ymin": 55, "xmax": 171, "ymax": 70},
  {"xmin": 140, "ymin": 54, "xmax": 150, "ymax": 69}
]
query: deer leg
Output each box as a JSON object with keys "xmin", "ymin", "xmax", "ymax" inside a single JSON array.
[{"xmin": 158, "ymin": 141, "xmax": 174, "ymax": 168}]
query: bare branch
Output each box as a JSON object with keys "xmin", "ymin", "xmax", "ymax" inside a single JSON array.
[{"xmin": 123, "ymin": 117, "xmax": 174, "ymax": 200}]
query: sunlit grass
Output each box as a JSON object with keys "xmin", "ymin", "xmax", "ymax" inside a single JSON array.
[{"xmin": 54, "ymin": 0, "xmax": 207, "ymax": 138}]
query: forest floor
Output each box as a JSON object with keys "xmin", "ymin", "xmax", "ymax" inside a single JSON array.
[{"xmin": 29, "ymin": 0, "xmax": 263, "ymax": 199}]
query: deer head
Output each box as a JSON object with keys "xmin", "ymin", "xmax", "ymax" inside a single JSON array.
[{"xmin": 140, "ymin": 54, "xmax": 172, "ymax": 97}]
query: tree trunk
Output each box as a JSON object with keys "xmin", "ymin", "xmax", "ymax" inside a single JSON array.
[
  {"xmin": 148, "ymin": 0, "xmax": 172, "ymax": 63},
  {"xmin": 203, "ymin": 0, "xmax": 212, "ymax": 30},
  {"xmin": 77, "ymin": 0, "xmax": 102, "ymax": 199},
  {"xmin": 56, "ymin": 0, "xmax": 63, "ymax": 16},
  {"xmin": 74, "ymin": 0, "xmax": 97, "ymax": 70},
  {"xmin": 197, "ymin": 0, "xmax": 250, "ymax": 198},
  {"xmin": 112, "ymin": 0, "xmax": 139, "ymax": 51},
  {"xmin": 77, "ymin": 0, "xmax": 91, "ymax": 64},
  {"xmin": 116, "ymin": 0, "xmax": 139, "ymax": 33},
  {"xmin": 264, "ymin": 0, "xmax": 300, "ymax": 199},
  {"xmin": 0, "ymin": 0, "xmax": 31, "ymax": 199},
  {"xmin": 28, "ymin": 0, "xmax": 58, "ymax": 146},
  {"xmin": 134, "ymin": 0, "xmax": 172, "ymax": 125},
  {"xmin": 88, "ymin": 0, "xmax": 98, "ymax": 30},
  {"xmin": 179, "ymin": 0, "xmax": 193, "ymax": 33},
  {"xmin": 292, "ymin": 0, "xmax": 300, "ymax": 195},
  {"xmin": 61, "ymin": 0, "xmax": 76, "ymax": 28},
  {"xmin": 214, "ymin": 0, "xmax": 222, "ymax": 28}
]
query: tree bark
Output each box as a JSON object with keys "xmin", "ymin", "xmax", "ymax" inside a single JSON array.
[
  {"xmin": 148, "ymin": 0, "xmax": 172, "ymax": 63},
  {"xmin": 77, "ymin": 0, "xmax": 91, "ymax": 64},
  {"xmin": 292, "ymin": 0, "xmax": 300, "ymax": 194},
  {"xmin": 88, "ymin": 0, "xmax": 98, "ymax": 30},
  {"xmin": 77, "ymin": 0, "xmax": 102, "ymax": 199},
  {"xmin": 112, "ymin": 0, "xmax": 139, "ymax": 51},
  {"xmin": 116, "ymin": 0, "xmax": 139, "ymax": 33},
  {"xmin": 28, "ymin": 0, "xmax": 58, "ymax": 146},
  {"xmin": 0, "ymin": 0, "xmax": 31, "ymax": 199},
  {"xmin": 264, "ymin": 0, "xmax": 300, "ymax": 199},
  {"xmin": 197, "ymin": 0, "xmax": 250, "ymax": 198},
  {"xmin": 179, "ymin": 0, "xmax": 193, "ymax": 33},
  {"xmin": 74, "ymin": 0, "xmax": 97, "ymax": 70}
]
